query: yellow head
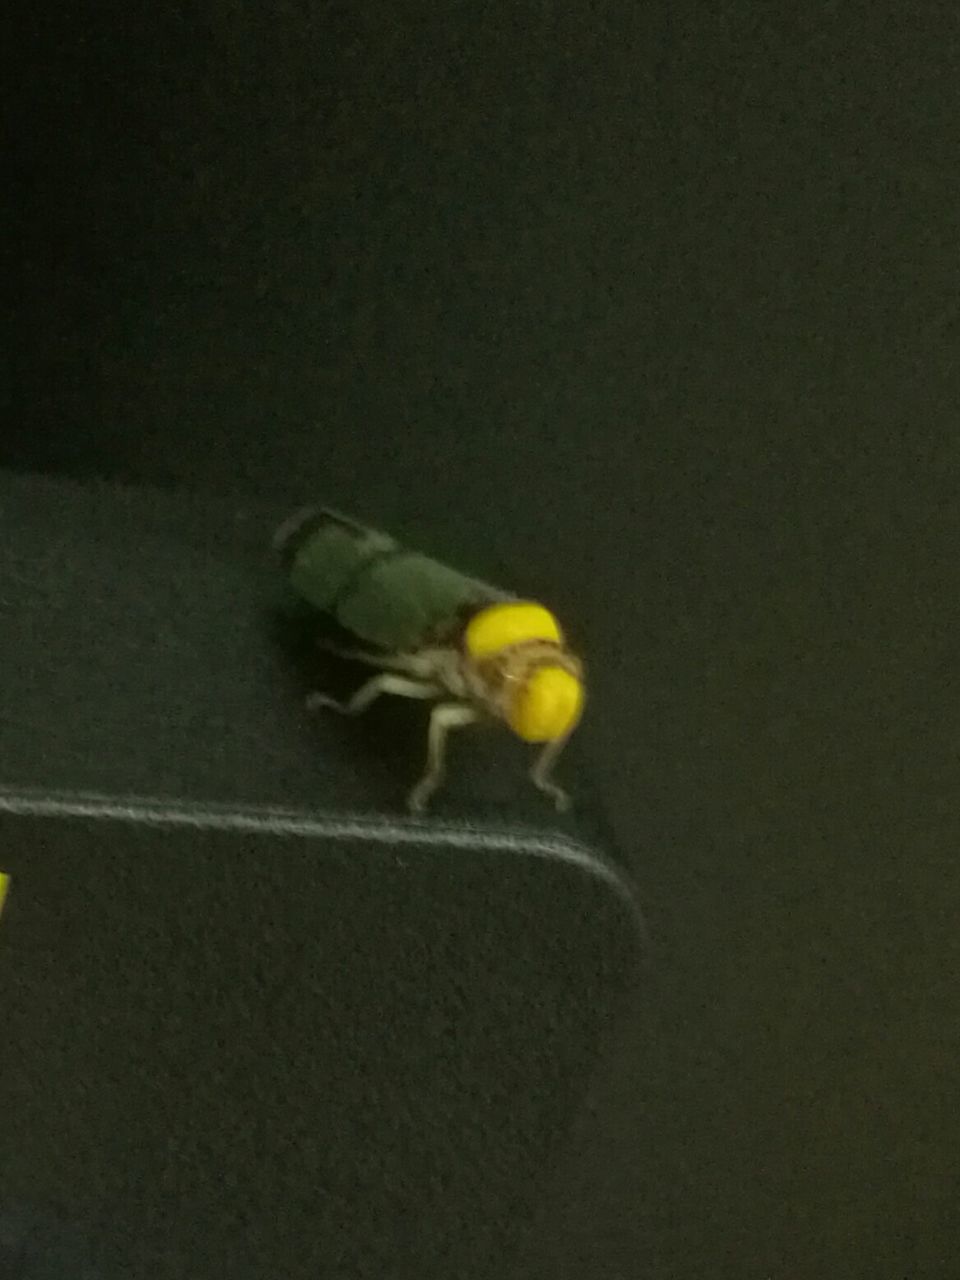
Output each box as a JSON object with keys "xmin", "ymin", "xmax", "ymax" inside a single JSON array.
[{"xmin": 464, "ymin": 601, "xmax": 585, "ymax": 742}]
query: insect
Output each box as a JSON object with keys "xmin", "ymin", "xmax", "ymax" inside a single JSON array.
[{"xmin": 274, "ymin": 506, "xmax": 585, "ymax": 813}]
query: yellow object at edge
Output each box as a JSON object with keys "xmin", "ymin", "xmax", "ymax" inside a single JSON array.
[{"xmin": 0, "ymin": 873, "xmax": 10, "ymax": 920}]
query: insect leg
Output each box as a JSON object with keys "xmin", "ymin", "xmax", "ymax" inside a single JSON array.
[
  {"xmin": 530, "ymin": 735, "xmax": 573, "ymax": 812},
  {"xmin": 315, "ymin": 638, "xmax": 397, "ymax": 667},
  {"xmin": 315, "ymin": 638, "xmax": 442, "ymax": 678},
  {"xmin": 407, "ymin": 702, "xmax": 478, "ymax": 813},
  {"xmin": 306, "ymin": 673, "xmax": 439, "ymax": 715}
]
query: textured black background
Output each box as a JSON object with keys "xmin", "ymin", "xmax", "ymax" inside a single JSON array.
[{"xmin": 4, "ymin": 3, "xmax": 960, "ymax": 1276}]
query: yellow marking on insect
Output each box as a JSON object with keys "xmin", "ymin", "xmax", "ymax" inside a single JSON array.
[
  {"xmin": 0, "ymin": 872, "xmax": 10, "ymax": 920},
  {"xmin": 507, "ymin": 665, "xmax": 584, "ymax": 742},
  {"xmin": 464, "ymin": 601, "xmax": 563, "ymax": 658}
]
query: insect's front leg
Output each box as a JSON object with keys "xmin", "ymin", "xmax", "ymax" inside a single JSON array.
[
  {"xmin": 530, "ymin": 735, "xmax": 573, "ymax": 812},
  {"xmin": 306, "ymin": 673, "xmax": 440, "ymax": 716},
  {"xmin": 407, "ymin": 702, "xmax": 478, "ymax": 813}
]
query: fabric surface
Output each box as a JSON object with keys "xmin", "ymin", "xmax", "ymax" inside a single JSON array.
[{"xmin": 0, "ymin": 471, "xmax": 641, "ymax": 1280}]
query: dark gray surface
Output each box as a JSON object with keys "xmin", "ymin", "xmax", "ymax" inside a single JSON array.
[
  {"xmin": 0, "ymin": 470, "xmax": 641, "ymax": 1280},
  {"xmin": 4, "ymin": 3, "xmax": 960, "ymax": 1276},
  {"xmin": 0, "ymin": 471, "xmax": 600, "ymax": 824},
  {"xmin": 1, "ymin": 805, "xmax": 637, "ymax": 1280}
]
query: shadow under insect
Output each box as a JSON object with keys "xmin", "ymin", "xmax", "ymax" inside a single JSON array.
[
  {"xmin": 270, "ymin": 608, "xmax": 561, "ymax": 817},
  {"xmin": 270, "ymin": 610, "xmax": 445, "ymax": 804}
]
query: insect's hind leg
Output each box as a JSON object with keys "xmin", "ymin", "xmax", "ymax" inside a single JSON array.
[
  {"xmin": 316, "ymin": 637, "xmax": 446, "ymax": 679},
  {"xmin": 306, "ymin": 673, "xmax": 439, "ymax": 716},
  {"xmin": 315, "ymin": 638, "xmax": 398, "ymax": 667}
]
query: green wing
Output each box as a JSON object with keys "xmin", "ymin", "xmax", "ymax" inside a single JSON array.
[{"xmin": 277, "ymin": 507, "xmax": 508, "ymax": 651}]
